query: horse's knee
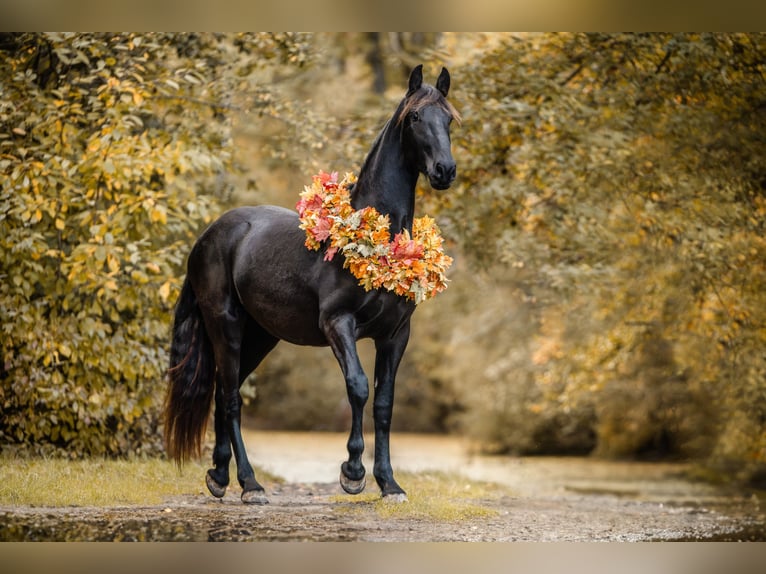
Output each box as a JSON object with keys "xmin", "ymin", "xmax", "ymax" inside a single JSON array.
[{"xmin": 345, "ymin": 373, "xmax": 369, "ymax": 406}]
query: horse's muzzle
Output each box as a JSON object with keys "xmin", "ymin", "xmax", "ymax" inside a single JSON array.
[{"xmin": 429, "ymin": 161, "xmax": 456, "ymax": 190}]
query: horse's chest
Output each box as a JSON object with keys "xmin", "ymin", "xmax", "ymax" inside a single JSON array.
[{"xmin": 353, "ymin": 294, "xmax": 414, "ymax": 340}]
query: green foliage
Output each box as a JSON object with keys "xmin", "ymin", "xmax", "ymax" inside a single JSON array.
[{"xmin": 0, "ymin": 33, "xmax": 313, "ymax": 456}]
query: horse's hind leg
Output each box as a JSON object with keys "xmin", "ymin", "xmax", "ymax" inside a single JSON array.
[
  {"xmin": 199, "ymin": 300, "xmax": 268, "ymax": 504},
  {"xmin": 206, "ymin": 318, "xmax": 278, "ymax": 499},
  {"xmin": 206, "ymin": 382, "xmax": 232, "ymax": 498}
]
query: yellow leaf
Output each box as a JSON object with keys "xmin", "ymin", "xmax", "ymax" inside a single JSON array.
[
  {"xmin": 130, "ymin": 270, "xmax": 149, "ymax": 284},
  {"xmin": 106, "ymin": 253, "xmax": 120, "ymax": 274},
  {"xmin": 150, "ymin": 207, "xmax": 167, "ymax": 224},
  {"xmin": 158, "ymin": 281, "xmax": 171, "ymax": 302},
  {"xmin": 55, "ymin": 218, "xmax": 65, "ymax": 230}
]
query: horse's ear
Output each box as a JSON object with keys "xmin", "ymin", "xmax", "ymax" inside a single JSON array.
[
  {"xmin": 407, "ymin": 64, "xmax": 423, "ymax": 95},
  {"xmin": 436, "ymin": 67, "xmax": 450, "ymax": 97}
]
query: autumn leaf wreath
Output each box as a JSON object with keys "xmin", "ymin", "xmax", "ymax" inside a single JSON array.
[{"xmin": 297, "ymin": 171, "xmax": 452, "ymax": 304}]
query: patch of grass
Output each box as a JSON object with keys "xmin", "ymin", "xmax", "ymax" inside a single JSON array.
[
  {"xmin": 332, "ymin": 471, "xmax": 508, "ymax": 521},
  {"xmin": 0, "ymin": 455, "xmax": 280, "ymax": 507}
]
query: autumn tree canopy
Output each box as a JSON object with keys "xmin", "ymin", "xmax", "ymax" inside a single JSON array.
[
  {"xmin": 2, "ymin": 32, "xmax": 764, "ymax": 486},
  {"xmin": 434, "ymin": 33, "xmax": 766, "ymax": 483},
  {"xmin": 0, "ymin": 32, "xmax": 312, "ymax": 455}
]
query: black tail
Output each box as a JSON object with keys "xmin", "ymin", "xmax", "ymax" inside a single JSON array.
[{"xmin": 164, "ymin": 276, "xmax": 216, "ymax": 465}]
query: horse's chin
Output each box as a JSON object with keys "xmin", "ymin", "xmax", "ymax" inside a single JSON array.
[{"xmin": 429, "ymin": 177, "xmax": 454, "ymax": 191}]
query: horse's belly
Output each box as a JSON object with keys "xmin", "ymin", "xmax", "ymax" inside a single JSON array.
[{"xmin": 242, "ymin": 286, "xmax": 327, "ymax": 347}]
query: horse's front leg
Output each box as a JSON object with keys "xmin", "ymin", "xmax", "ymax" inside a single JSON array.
[
  {"xmin": 372, "ymin": 321, "xmax": 410, "ymax": 500},
  {"xmin": 322, "ymin": 313, "xmax": 368, "ymax": 494}
]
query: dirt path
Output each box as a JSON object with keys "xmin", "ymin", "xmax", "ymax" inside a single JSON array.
[
  {"xmin": 1, "ymin": 480, "xmax": 763, "ymax": 542},
  {"xmin": 2, "ymin": 431, "xmax": 764, "ymax": 541}
]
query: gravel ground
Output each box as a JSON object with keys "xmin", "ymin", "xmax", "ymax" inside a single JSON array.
[{"xmin": 1, "ymin": 431, "xmax": 764, "ymax": 541}]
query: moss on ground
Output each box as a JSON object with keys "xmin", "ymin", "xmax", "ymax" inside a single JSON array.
[
  {"xmin": 331, "ymin": 470, "xmax": 509, "ymax": 521},
  {"xmin": 0, "ymin": 456, "xmax": 281, "ymax": 507}
]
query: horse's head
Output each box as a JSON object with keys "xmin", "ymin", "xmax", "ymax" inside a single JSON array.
[{"xmin": 398, "ymin": 65, "xmax": 460, "ymax": 191}]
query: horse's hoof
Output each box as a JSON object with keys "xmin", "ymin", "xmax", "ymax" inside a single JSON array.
[
  {"xmin": 382, "ymin": 492, "xmax": 408, "ymax": 504},
  {"xmin": 206, "ymin": 471, "xmax": 227, "ymax": 499},
  {"xmin": 339, "ymin": 471, "xmax": 366, "ymax": 495},
  {"xmin": 241, "ymin": 489, "xmax": 269, "ymax": 505}
]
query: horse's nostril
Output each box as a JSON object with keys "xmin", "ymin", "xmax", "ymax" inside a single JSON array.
[{"xmin": 435, "ymin": 162, "xmax": 456, "ymax": 181}]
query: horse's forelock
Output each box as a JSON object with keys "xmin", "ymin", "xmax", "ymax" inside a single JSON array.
[{"xmin": 397, "ymin": 86, "xmax": 462, "ymax": 126}]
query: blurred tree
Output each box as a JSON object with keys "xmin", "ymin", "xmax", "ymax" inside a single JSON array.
[
  {"xmin": 436, "ymin": 33, "xmax": 766, "ymax": 484},
  {"xmin": 238, "ymin": 33, "xmax": 766, "ymax": 485},
  {"xmin": 0, "ymin": 32, "xmax": 313, "ymax": 456}
]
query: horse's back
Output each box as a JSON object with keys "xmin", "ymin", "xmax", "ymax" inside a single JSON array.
[
  {"xmin": 192, "ymin": 204, "xmax": 305, "ymax": 264},
  {"xmin": 198, "ymin": 204, "xmax": 297, "ymax": 239}
]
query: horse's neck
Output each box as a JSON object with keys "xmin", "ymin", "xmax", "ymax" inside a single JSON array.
[{"xmin": 352, "ymin": 122, "xmax": 418, "ymax": 235}]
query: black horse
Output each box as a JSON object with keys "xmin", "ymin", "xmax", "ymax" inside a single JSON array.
[{"xmin": 164, "ymin": 65, "xmax": 459, "ymax": 504}]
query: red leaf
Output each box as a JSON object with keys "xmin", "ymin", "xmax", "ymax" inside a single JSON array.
[
  {"xmin": 391, "ymin": 233, "xmax": 424, "ymax": 263},
  {"xmin": 311, "ymin": 218, "xmax": 331, "ymax": 242}
]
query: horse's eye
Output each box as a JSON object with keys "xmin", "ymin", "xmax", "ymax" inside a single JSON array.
[{"xmin": 411, "ymin": 111, "xmax": 419, "ymax": 123}]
